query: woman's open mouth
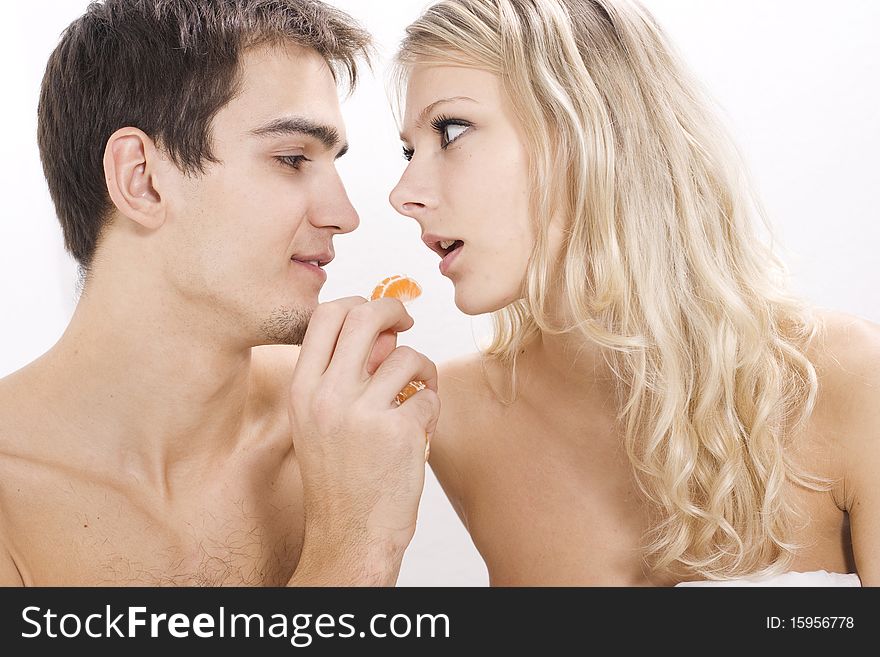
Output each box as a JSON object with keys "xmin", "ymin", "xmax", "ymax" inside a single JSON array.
[
  {"xmin": 438, "ymin": 240, "xmax": 463, "ymax": 276},
  {"xmin": 422, "ymin": 234, "xmax": 465, "ymax": 276}
]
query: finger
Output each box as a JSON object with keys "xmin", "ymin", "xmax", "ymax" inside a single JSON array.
[
  {"xmin": 326, "ymin": 298, "xmax": 415, "ymax": 381},
  {"xmin": 395, "ymin": 387, "xmax": 441, "ymax": 438},
  {"xmin": 366, "ymin": 330, "xmax": 397, "ymax": 376},
  {"xmin": 293, "ymin": 297, "xmax": 367, "ymax": 383},
  {"xmin": 365, "ymin": 346, "xmax": 439, "ymax": 407}
]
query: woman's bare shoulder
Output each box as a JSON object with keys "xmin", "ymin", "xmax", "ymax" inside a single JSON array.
[
  {"xmin": 809, "ymin": 311, "xmax": 880, "ymax": 583},
  {"xmin": 809, "ymin": 310, "xmax": 880, "ymax": 393},
  {"xmin": 808, "ymin": 310, "xmax": 880, "ymax": 444},
  {"xmin": 438, "ymin": 352, "xmax": 505, "ymax": 410},
  {"xmin": 436, "ymin": 353, "xmax": 514, "ymax": 446},
  {"xmin": 431, "ymin": 353, "xmax": 510, "ymax": 523}
]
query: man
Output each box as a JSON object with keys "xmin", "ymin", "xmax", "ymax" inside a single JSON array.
[{"xmin": 0, "ymin": 0, "xmax": 439, "ymax": 585}]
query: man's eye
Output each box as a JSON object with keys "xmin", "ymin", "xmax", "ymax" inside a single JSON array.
[{"xmin": 276, "ymin": 155, "xmax": 310, "ymax": 170}]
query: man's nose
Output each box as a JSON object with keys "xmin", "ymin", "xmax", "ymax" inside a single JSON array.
[{"xmin": 312, "ymin": 170, "xmax": 360, "ymax": 234}]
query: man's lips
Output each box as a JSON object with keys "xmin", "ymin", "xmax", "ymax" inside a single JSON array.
[
  {"xmin": 290, "ymin": 251, "xmax": 333, "ymax": 283},
  {"xmin": 290, "ymin": 252, "xmax": 334, "ymax": 267}
]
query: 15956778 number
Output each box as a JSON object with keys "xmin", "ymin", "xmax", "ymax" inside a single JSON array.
[{"xmin": 766, "ymin": 616, "xmax": 854, "ymax": 629}]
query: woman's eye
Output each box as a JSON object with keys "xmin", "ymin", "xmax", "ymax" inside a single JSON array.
[
  {"xmin": 430, "ymin": 115, "xmax": 473, "ymax": 150},
  {"xmin": 443, "ymin": 123, "xmax": 469, "ymax": 146}
]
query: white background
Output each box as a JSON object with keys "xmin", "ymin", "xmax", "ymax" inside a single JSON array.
[{"xmin": 2, "ymin": 1, "xmax": 878, "ymax": 586}]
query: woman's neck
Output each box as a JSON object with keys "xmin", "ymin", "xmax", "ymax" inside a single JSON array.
[{"xmin": 515, "ymin": 330, "xmax": 618, "ymax": 406}]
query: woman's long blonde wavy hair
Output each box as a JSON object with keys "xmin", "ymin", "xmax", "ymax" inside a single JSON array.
[{"xmin": 395, "ymin": 0, "xmax": 827, "ymax": 580}]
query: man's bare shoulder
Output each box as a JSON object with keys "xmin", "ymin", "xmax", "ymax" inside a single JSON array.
[
  {"xmin": 0, "ymin": 443, "xmax": 24, "ymax": 586},
  {"xmin": 0, "ymin": 364, "xmax": 45, "ymax": 453},
  {"xmin": 0, "ymin": 363, "xmax": 56, "ymax": 478},
  {"xmin": 0, "ymin": 526, "xmax": 23, "ymax": 586},
  {"xmin": 0, "ymin": 370, "xmax": 34, "ymax": 585}
]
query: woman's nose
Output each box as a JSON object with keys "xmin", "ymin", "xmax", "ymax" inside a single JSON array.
[{"xmin": 389, "ymin": 165, "xmax": 437, "ymax": 220}]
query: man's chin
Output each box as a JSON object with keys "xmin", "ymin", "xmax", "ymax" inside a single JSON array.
[{"xmin": 260, "ymin": 305, "xmax": 313, "ymax": 346}]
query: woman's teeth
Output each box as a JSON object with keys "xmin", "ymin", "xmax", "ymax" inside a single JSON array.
[{"xmin": 440, "ymin": 239, "xmax": 456, "ymax": 250}]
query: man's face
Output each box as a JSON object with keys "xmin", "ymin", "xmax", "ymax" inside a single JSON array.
[{"xmin": 161, "ymin": 43, "xmax": 358, "ymax": 346}]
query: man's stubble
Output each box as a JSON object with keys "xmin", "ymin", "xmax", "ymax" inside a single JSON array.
[{"xmin": 260, "ymin": 305, "xmax": 312, "ymax": 345}]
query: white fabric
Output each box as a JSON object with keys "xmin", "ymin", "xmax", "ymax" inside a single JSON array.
[{"xmin": 675, "ymin": 570, "xmax": 861, "ymax": 587}]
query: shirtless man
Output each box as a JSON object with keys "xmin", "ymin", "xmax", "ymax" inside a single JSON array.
[{"xmin": 0, "ymin": 0, "xmax": 439, "ymax": 586}]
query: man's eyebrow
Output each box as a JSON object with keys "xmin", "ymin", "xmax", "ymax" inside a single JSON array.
[
  {"xmin": 400, "ymin": 96, "xmax": 478, "ymax": 141},
  {"xmin": 250, "ymin": 117, "xmax": 348, "ymax": 158}
]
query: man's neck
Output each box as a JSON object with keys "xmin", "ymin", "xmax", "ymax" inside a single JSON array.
[{"xmin": 31, "ymin": 279, "xmax": 261, "ymax": 498}]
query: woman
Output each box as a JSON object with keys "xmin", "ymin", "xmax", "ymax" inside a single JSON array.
[{"xmin": 388, "ymin": 0, "xmax": 879, "ymax": 585}]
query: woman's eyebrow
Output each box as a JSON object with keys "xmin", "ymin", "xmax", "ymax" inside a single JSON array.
[
  {"xmin": 417, "ymin": 96, "xmax": 477, "ymax": 123},
  {"xmin": 400, "ymin": 96, "xmax": 478, "ymax": 142}
]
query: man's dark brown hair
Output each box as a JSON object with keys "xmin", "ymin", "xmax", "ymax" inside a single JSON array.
[{"xmin": 37, "ymin": 0, "xmax": 371, "ymax": 270}]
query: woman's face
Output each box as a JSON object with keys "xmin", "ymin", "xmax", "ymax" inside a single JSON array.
[{"xmin": 389, "ymin": 65, "xmax": 535, "ymax": 315}]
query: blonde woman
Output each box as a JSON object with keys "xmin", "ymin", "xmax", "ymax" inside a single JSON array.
[{"xmin": 388, "ymin": 0, "xmax": 879, "ymax": 585}]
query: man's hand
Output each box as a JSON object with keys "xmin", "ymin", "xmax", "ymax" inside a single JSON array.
[{"xmin": 287, "ymin": 296, "xmax": 440, "ymax": 586}]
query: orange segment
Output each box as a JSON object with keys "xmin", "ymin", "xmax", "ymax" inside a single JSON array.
[
  {"xmin": 394, "ymin": 379, "xmax": 426, "ymax": 405},
  {"xmin": 370, "ymin": 275, "xmax": 422, "ymax": 303}
]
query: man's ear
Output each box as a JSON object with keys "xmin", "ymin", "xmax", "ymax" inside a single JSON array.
[{"xmin": 103, "ymin": 127, "xmax": 167, "ymax": 230}]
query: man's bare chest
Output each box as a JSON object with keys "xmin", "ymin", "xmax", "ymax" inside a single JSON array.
[{"xmin": 0, "ymin": 453, "xmax": 305, "ymax": 586}]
